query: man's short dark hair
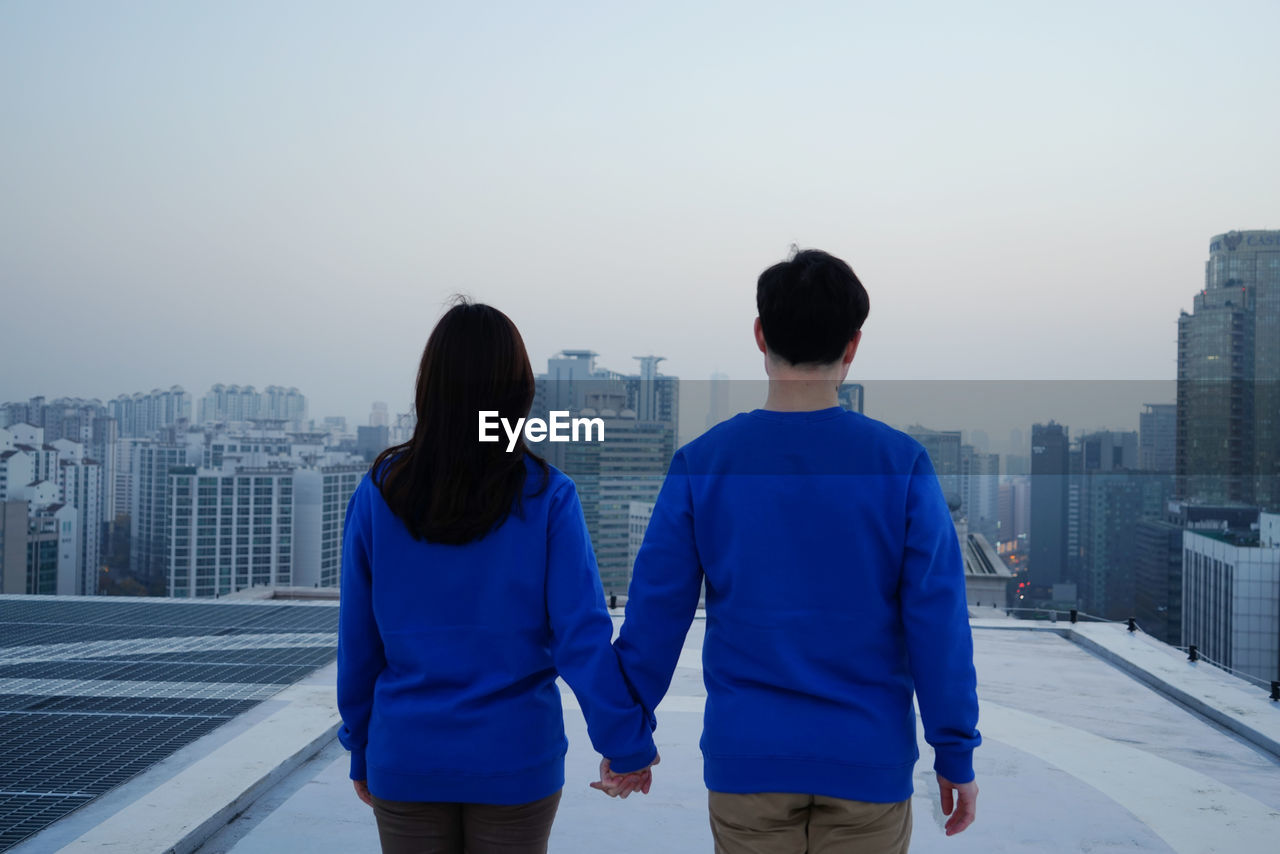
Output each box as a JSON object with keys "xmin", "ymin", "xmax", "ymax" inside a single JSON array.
[{"xmin": 756, "ymin": 248, "xmax": 870, "ymax": 365}]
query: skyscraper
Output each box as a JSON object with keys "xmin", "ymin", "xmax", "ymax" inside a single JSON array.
[
  {"xmin": 1029, "ymin": 422, "xmax": 1069, "ymax": 593},
  {"xmin": 1177, "ymin": 230, "xmax": 1280, "ymax": 509}
]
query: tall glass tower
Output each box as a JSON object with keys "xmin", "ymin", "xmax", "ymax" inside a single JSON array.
[{"xmin": 1177, "ymin": 230, "xmax": 1280, "ymax": 509}]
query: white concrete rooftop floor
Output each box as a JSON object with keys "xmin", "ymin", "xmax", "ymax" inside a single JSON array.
[{"xmin": 190, "ymin": 617, "xmax": 1280, "ymax": 854}]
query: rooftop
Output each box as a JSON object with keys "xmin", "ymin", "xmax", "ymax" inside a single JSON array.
[{"xmin": 5, "ymin": 601, "xmax": 1280, "ymax": 853}]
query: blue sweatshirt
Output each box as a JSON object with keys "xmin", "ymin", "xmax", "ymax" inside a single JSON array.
[
  {"xmin": 337, "ymin": 456, "xmax": 657, "ymax": 805},
  {"xmin": 615, "ymin": 407, "xmax": 980, "ymax": 802}
]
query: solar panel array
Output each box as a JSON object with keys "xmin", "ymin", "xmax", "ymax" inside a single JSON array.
[{"xmin": 0, "ymin": 597, "xmax": 337, "ymax": 852}]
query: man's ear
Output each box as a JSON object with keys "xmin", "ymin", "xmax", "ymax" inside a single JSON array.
[
  {"xmin": 754, "ymin": 317, "xmax": 768, "ymax": 355},
  {"xmin": 843, "ymin": 331, "xmax": 862, "ymax": 366}
]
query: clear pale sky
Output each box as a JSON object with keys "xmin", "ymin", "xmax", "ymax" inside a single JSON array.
[{"xmin": 2, "ymin": 1, "xmax": 1276, "ymax": 433}]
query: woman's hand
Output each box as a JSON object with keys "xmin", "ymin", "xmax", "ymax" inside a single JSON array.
[
  {"xmin": 590, "ymin": 753, "xmax": 660, "ymax": 798},
  {"xmin": 353, "ymin": 779, "xmax": 374, "ymax": 806}
]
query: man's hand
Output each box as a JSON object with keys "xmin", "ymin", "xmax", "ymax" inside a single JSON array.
[
  {"xmin": 937, "ymin": 773, "xmax": 977, "ymax": 836},
  {"xmin": 589, "ymin": 753, "xmax": 660, "ymax": 798},
  {"xmin": 353, "ymin": 779, "xmax": 374, "ymax": 807}
]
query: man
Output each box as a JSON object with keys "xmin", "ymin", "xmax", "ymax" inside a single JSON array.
[{"xmin": 605, "ymin": 249, "xmax": 980, "ymax": 852}]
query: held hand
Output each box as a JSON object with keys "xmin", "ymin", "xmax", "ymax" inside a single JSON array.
[
  {"xmin": 589, "ymin": 753, "xmax": 660, "ymax": 798},
  {"xmin": 936, "ymin": 773, "xmax": 978, "ymax": 836},
  {"xmin": 353, "ymin": 779, "xmax": 374, "ymax": 807}
]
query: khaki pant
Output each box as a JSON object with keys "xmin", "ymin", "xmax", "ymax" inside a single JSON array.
[
  {"xmin": 708, "ymin": 791, "xmax": 912, "ymax": 854},
  {"xmin": 369, "ymin": 790, "xmax": 562, "ymax": 854}
]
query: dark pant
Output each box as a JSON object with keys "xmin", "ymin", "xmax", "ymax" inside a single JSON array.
[
  {"xmin": 370, "ymin": 790, "xmax": 563, "ymax": 854},
  {"xmin": 708, "ymin": 790, "xmax": 912, "ymax": 854}
]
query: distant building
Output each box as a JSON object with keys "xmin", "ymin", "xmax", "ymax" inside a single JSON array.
[
  {"xmin": 532, "ymin": 350, "xmax": 678, "ymax": 469},
  {"xmin": 1069, "ymin": 431, "xmax": 1160, "ymax": 617},
  {"xmin": 1134, "ymin": 502, "xmax": 1260, "ymax": 645},
  {"xmin": 0, "ymin": 426, "xmax": 100, "ymax": 595},
  {"xmin": 907, "ymin": 426, "xmax": 962, "ymax": 507},
  {"xmin": 26, "ymin": 503, "xmax": 78, "ymax": 595},
  {"xmin": 52, "ymin": 439, "xmax": 104, "ymax": 595},
  {"xmin": 1140, "ymin": 403, "xmax": 1176, "ymax": 473},
  {"xmin": 837, "ymin": 383, "xmax": 864, "ymax": 414},
  {"xmin": 356, "ymin": 425, "xmax": 391, "ymax": 463},
  {"xmin": 630, "ymin": 356, "xmax": 679, "ymax": 427},
  {"xmin": 369, "ymin": 402, "xmax": 389, "ymax": 428},
  {"xmin": 162, "ymin": 427, "xmax": 367, "ymax": 597},
  {"xmin": 0, "ymin": 500, "xmax": 26, "ymax": 594},
  {"xmin": 961, "ymin": 445, "xmax": 999, "ymax": 539},
  {"xmin": 1075, "ymin": 470, "xmax": 1170, "ymax": 619},
  {"xmin": 563, "ymin": 414, "xmax": 669, "ymax": 594},
  {"xmin": 1182, "ymin": 513, "xmax": 1280, "ymax": 683},
  {"xmin": 167, "ymin": 465, "xmax": 295, "ymax": 597},
  {"xmin": 706, "ymin": 372, "xmax": 730, "ymax": 429},
  {"xmin": 627, "ymin": 501, "xmax": 655, "ymax": 576},
  {"xmin": 130, "ymin": 432, "xmax": 204, "ymax": 591},
  {"xmin": 1177, "ymin": 230, "xmax": 1280, "ymax": 510},
  {"xmin": 198, "ymin": 385, "xmax": 307, "ymax": 431},
  {"xmin": 109, "ymin": 387, "xmax": 191, "ymax": 438},
  {"xmin": 997, "ymin": 476, "xmax": 1030, "ymax": 543},
  {"xmin": 293, "ymin": 464, "xmax": 366, "ymax": 588},
  {"xmin": 531, "ymin": 350, "xmax": 678, "ymax": 589},
  {"xmin": 1029, "ymin": 422, "xmax": 1070, "ymax": 591}
]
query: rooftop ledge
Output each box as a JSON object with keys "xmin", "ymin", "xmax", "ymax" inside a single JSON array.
[{"xmin": 11, "ymin": 614, "xmax": 1280, "ymax": 854}]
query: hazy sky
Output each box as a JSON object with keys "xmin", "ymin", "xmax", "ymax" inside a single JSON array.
[{"xmin": 2, "ymin": 1, "xmax": 1277, "ymax": 431}]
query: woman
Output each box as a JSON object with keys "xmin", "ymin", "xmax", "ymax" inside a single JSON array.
[{"xmin": 337, "ymin": 300, "xmax": 658, "ymax": 854}]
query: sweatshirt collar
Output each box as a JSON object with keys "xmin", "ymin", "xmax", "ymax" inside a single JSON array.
[{"xmin": 747, "ymin": 406, "xmax": 846, "ymax": 423}]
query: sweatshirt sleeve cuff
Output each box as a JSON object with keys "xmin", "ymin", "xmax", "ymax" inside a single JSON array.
[
  {"xmin": 608, "ymin": 741, "xmax": 659, "ymax": 775},
  {"xmin": 932, "ymin": 749, "xmax": 974, "ymax": 784},
  {"xmin": 349, "ymin": 749, "xmax": 368, "ymax": 781}
]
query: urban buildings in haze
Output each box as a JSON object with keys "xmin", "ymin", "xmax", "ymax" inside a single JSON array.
[
  {"xmin": 198, "ymin": 385, "xmax": 308, "ymax": 431},
  {"xmin": 531, "ymin": 350, "xmax": 679, "ymax": 591},
  {"xmin": 1134, "ymin": 502, "xmax": 1261, "ymax": 646}
]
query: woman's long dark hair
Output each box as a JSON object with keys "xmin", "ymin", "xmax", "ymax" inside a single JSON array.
[{"xmin": 372, "ymin": 300, "xmax": 548, "ymax": 544}]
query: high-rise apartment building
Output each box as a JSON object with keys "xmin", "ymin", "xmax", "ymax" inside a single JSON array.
[
  {"xmin": 110, "ymin": 387, "xmax": 192, "ymax": 438},
  {"xmin": 198, "ymin": 385, "xmax": 307, "ymax": 430},
  {"xmin": 167, "ymin": 465, "xmax": 295, "ymax": 597},
  {"xmin": 52, "ymin": 439, "xmax": 103, "ymax": 595},
  {"xmin": 1177, "ymin": 230, "xmax": 1280, "ymax": 509},
  {"xmin": 0, "ymin": 426, "xmax": 98, "ymax": 596},
  {"xmin": 134, "ymin": 423, "xmax": 367, "ymax": 597},
  {"xmin": 293, "ymin": 464, "xmax": 366, "ymax": 588},
  {"xmin": 131, "ymin": 432, "xmax": 203, "ymax": 591}
]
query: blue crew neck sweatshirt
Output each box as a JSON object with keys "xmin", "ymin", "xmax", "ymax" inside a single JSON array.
[
  {"xmin": 337, "ymin": 456, "xmax": 657, "ymax": 805},
  {"xmin": 615, "ymin": 407, "xmax": 980, "ymax": 802}
]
